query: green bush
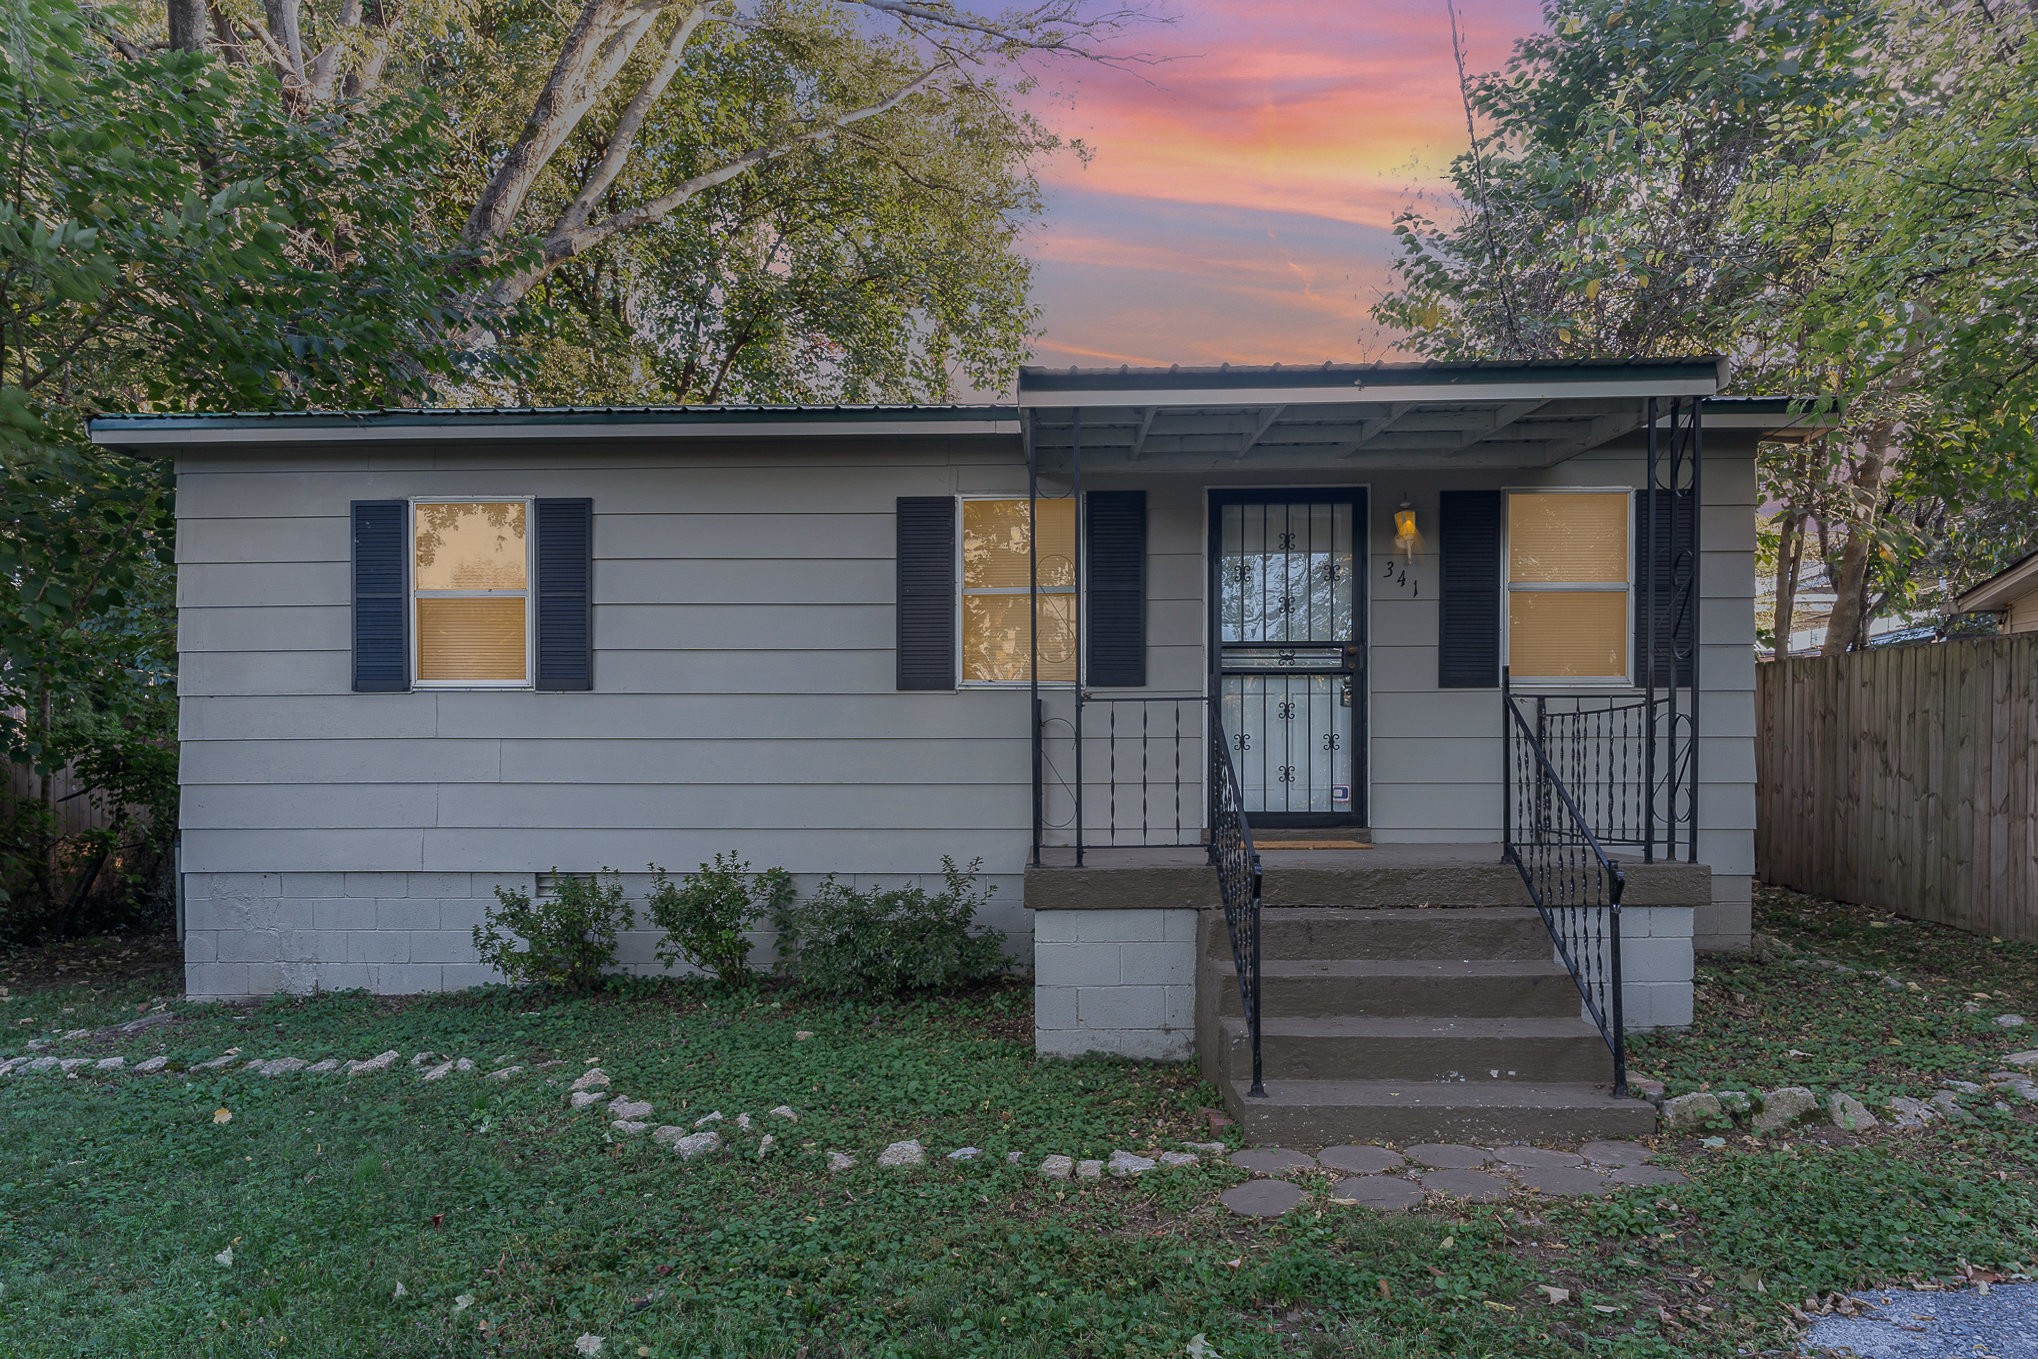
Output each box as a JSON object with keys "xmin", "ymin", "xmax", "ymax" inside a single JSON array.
[
  {"xmin": 471, "ymin": 869, "xmax": 629, "ymax": 991},
  {"xmin": 770, "ymin": 856, "xmax": 1008, "ymax": 997},
  {"xmin": 644, "ymin": 854, "xmax": 794, "ymax": 984}
]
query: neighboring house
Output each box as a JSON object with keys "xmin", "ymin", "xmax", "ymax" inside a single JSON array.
[
  {"xmin": 1954, "ymin": 548, "xmax": 2038, "ymax": 634},
  {"xmin": 89, "ymin": 359, "xmax": 1809, "ymax": 1140}
]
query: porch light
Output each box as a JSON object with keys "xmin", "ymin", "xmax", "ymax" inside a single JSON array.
[{"xmin": 1393, "ymin": 498, "xmax": 1420, "ymax": 562}]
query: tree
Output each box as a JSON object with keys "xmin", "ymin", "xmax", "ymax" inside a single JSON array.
[
  {"xmin": 1376, "ymin": 0, "xmax": 2038, "ymax": 654},
  {"xmin": 0, "ymin": 0, "xmax": 495, "ymax": 937},
  {"xmin": 151, "ymin": 0, "xmax": 1131, "ymax": 403}
]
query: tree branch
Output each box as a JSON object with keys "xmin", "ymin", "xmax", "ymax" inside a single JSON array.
[{"xmin": 552, "ymin": 4, "xmax": 712, "ymax": 240}]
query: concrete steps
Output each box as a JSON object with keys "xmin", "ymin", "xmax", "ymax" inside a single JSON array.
[{"xmin": 1199, "ymin": 897, "xmax": 1652, "ymax": 1143}]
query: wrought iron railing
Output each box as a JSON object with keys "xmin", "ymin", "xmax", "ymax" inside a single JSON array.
[
  {"xmin": 1208, "ymin": 705, "xmax": 1265, "ymax": 1098},
  {"xmin": 1513, "ymin": 689, "xmax": 1694, "ymax": 860},
  {"xmin": 1034, "ymin": 695, "xmax": 1208, "ymax": 857},
  {"xmin": 1502, "ymin": 676, "xmax": 1628, "ymax": 1097}
]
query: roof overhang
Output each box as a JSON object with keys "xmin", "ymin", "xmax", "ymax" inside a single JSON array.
[
  {"xmin": 1016, "ymin": 359, "xmax": 1824, "ymax": 470},
  {"xmin": 87, "ymin": 404, "xmax": 1021, "ymax": 450},
  {"xmin": 1956, "ymin": 549, "xmax": 2038, "ymax": 613}
]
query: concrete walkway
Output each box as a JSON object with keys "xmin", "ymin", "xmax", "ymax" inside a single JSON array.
[{"xmin": 1801, "ymin": 1284, "xmax": 2038, "ymax": 1358}]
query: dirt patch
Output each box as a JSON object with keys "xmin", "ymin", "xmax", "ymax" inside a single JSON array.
[{"xmin": 0, "ymin": 932, "xmax": 182, "ymax": 993}]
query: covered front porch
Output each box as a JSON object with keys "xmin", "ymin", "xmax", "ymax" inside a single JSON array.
[{"xmin": 1004, "ymin": 358, "xmax": 1773, "ymax": 1143}]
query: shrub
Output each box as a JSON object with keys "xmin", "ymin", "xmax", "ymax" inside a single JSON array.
[
  {"xmin": 471, "ymin": 869, "xmax": 629, "ymax": 991},
  {"xmin": 770, "ymin": 857, "xmax": 1008, "ymax": 997},
  {"xmin": 644, "ymin": 854, "xmax": 794, "ymax": 985}
]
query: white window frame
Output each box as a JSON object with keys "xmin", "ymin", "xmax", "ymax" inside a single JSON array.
[
  {"xmin": 1502, "ymin": 486, "xmax": 1635, "ymax": 688},
  {"xmin": 409, "ymin": 495, "xmax": 536, "ymax": 690},
  {"xmin": 956, "ymin": 493, "xmax": 1080, "ymax": 689}
]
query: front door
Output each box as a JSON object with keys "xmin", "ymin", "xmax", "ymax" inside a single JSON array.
[{"xmin": 1210, "ymin": 490, "xmax": 1367, "ymax": 826}]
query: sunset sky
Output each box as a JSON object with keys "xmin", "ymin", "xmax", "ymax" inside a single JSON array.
[{"xmin": 1022, "ymin": 0, "xmax": 1547, "ymax": 370}]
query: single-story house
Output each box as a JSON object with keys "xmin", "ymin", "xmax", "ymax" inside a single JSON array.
[
  {"xmin": 1955, "ymin": 548, "xmax": 2038, "ymax": 633},
  {"xmin": 90, "ymin": 359, "xmax": 1814, "ymax": 1140}
]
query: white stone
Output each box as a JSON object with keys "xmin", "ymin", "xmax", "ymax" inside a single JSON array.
[
  {"xmin": 304, "ymin": 1059, "xmax": 341, "ymax": 1074},
  {"xmin": 486, "ymin": 1065, "xmax": 524, "ymax": 1081},
  {"xmin": 735, "ymin": 1113, "xmax": 752, "ymax": 1132},
  {"xmin": 609, "ymin": 1098, "xmax": 653, "ymax": 1121},
  {"xmin": 0, "ymin": 1058, "xmax": 22, "ymax": 1077},
  {"xmin": 1997, "ymin": 1014, "xmax": 2028, "ymax": 1029},
  {"xmin": 1827, "ymin": 1093, "xmax": 1879, "ymax": 1131},
  {"xmin": 757, "ymin": 1134, "xmax": 775, "ymax": 1159},
  {"xmin": 1108, "ymin": 1151, "xmax": 1157, "ymax": 1177},
  {"xmin": 827, "ymin": 1151, "xmax": 857, "ymax": 1172},
  {"xmin": 62, "ymin": 1028, "xmax": 89, "ymax": 1041},
  {"xmin": 95, "ymin": 1057, "xmax": 125, "ymax": 1071},
  {"xmin": 694, "ymin": 1111, "xmax": 723, "ymax": 1127},
  {"xmin": 24, "ymin": 1038, "xmax": 49, "ymax": 1050},
  {"xmin": 1075, "ymin": 1159, "xmax": 1103, "ymax": 1179},
  {"xmin": 454, "ymin": 1058, "xmax": 475, "ymax": 1073},
  {"xmin": 877, "ymin": 1140, "xmax": 925, "ymax": 1168},
  {"xmin": 1663, "ymin": 1092, "xmax": 1726, "ymax": 1131},
  {"xmin": 671, "ymin": 1130, "xmax": 721, "ymax": 1160},
  {"xmin": 569, "ymin": 1091, "xmax": 604, "ymax": 1109},
  {"xmin": 650, "ymin": 1126, "xmax": 686, "ymax": 1146},
  {"xmin": 261, "ymin": 1057, "xmax": 307, "ymax": 1076},
  {"xmin": 1752, "ymin": 1087, "xmax": 1819, "ymax": 1132},
  {"xmin": 769, "ymin": 1105, "xmax": 798, "ymax": 1122},
  {"xmin": 1040, "ymin": 1155, "xmax": 1073, "ymax": 1179},
  {"xmin": 57, "ymin": 1058, "xmax": 89, "ymax": 1073},
  {"xmin": 947, "ymin": 1147, "xmax": 982, "ymax": 1161},
  {"xmin": 19, "ymin": 1056, "xmax": 56, "ymax": 1072},
  {"xmin": 1928, "ymin": 1090, "xmax": 1974, "ymax": 1122},
  {"xmin": 2005, "ymin": 1050, "xmax": 2038, "ymax": 1068},
  {"xmin": 420, "ymin": 1060, "xmax": 456, "ymax": 1082},
  {"xmin": 410, "ymin": 1052, "xmax": 439, "ymax": 1068},
  {"xmin": 574, "ymin": 1335, "xmax": 604, "ymax": 1356},
  {"xmin": 132, "ymin": 1056, "xmax": 169, "ymax": 1074},
  {"xmin": 1180, "ymin": 1141, "xmax": 1227, "ymax": 1155},
  {"xmin": 1885, "ymin": 1095, "xmax": 1936, "ymax": 1129},
  {"xmin": 1006, "ymin": 1151, "xmax": 1024, "ymax": 1165},
  {"xmin": 612, "ymin": 1120, "xmax": 648, "ymax": 1136},
  {"xmin": 569, "ymin": 1068, "xmax": 610, "ymax": 1093},
  {"xmin": 1159, "ymin": 1151, "xmax": 1199, "ymax": 1168},
  {"xmin": 347, "ymin": 1050, "xmax": 399, "ymax": 1075}
]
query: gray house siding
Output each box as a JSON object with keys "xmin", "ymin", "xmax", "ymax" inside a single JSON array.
[
  {"xmin": 176, "ymin": 439, "xmax": 1039, "ymax": 998},
  {"xmin": 176, "ymin": 427, "xmax": 1758, "ymax": 1000}
]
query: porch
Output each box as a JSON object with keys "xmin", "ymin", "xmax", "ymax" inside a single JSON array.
[{"xmin": 1006, "ymin": 359, "xmax": 1758, "ymax": 1143}]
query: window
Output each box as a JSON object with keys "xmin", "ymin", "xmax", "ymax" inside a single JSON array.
[
  {"xmin": 1506, "ymin": 491, "xmax": 1629, "ymax": 682},
  {"xmin": 960, "ymin": 497, "xmax": 1077, "ymax": 684},
  {"xmin": 413, "ymin": 500, "xmax": 532, "ymax": 685}
]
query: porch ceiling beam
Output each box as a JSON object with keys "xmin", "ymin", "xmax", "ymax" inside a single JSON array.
[
  {"xmin": 1335, "ymin": 402, "xmax": 1421, "ymax": 457},
  {"xmin": 1126, "ymin": 407, "xmax": 1160, "ymax": 460},
  {"xmin": 1531, "ymin": 411, "xmax": 1644, "ymax": 462},
  {"xmin": 1233, "ymin": 404, "xmax": 1287, "ymax": 458},
  {"xmin": 1450, "ymin": 399, "xmax": 1549, "ymax": 450}
]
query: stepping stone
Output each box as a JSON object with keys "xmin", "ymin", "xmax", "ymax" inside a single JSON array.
[
  {"xmin": 303, "ymin": 1059, "xmax": 341, "ymax": 1074},
  {"xmin": 670, "ymin": 1130, "xmax": 721, "ymax": 1160},
  {"xmin": 569, "ymin": 1091, "xmax": 604, "ymax": 1109},
  {"xmin": 827, "ymin": 1151, "xmax": 856, "ymax": 1172},
  {"xmin": 1330, "ymin": 1175, "xmax": 1423, "ymax": 1212},
  {"xmin": 877, "ymin": 1140, "xmax": 924, "ymax": 1168},
  {"xmin": 1509, "ymin": 1165, "xmax": 1614, "ymax": 1197},
  {"xmin": 1221, "ymin": 1179, "xmax": 1308, "ymax": 1218},
  {"xmin": 347, "ymin": 1051, "xmax": 398, "ymax": 1076},
  {"xmin": 947, "ymin": 1147, "xmax": 981, "ymax": 1162},
  {"xmin": 95, "ymin": 1057, "xmax": 126, "ymax": 1071},
  {"xmin": 1040, "ymin": 1155, "xmax": 1073, "ymax": 1180},
  {"xmin": 1075, "ymin": 1159, "xmax": 1104, "ymax": 1180},
  {"xmin": 1578, "ymin": 1139, "xmax": 1653, "ymax": 1167},
  {"xmin": 1158, "ymin": 1151, "xmax": 1199, "ymax": 1168},
  {"xmin": 1405, "ymin": 1143, "xmax": 1491, "ymax": 1170},
  {"xmin": 1228, "ymin": 1147, "xmax": 1316, "ymax": 1175},
  {"xmin": 1607, "ymin": 1164, "xmax": 1688, "ymax": 1188},
  {"xmin": 1492, "ymin": 1146, "xmax": 1584, "ymax": 1171},
  {"xmin": 608, "ymin": 1098, "xmax": 653, "ymax": 1121},
  {"xmin": 568, "ymin": 1068, "xmax": 610, "ymax": 1093},
  {"xmin": 1318, "ymin": 1145, "xmax": 1405, "ymax": 1175},
  {"xmin": 132, "ymin": 1056, "xmax": 169, "ymax": 1074},
  {"xmin": 611, "ymin": 1120, "xmax": 647, "ymax": 1136},
  {"xmin": 1419, "ymin": 1169, "xmax": 1511, "ymax": 1201},
  {"xmin": 1108, "ymin": 1150, "xmax": 1156, "ymax": 1177}
]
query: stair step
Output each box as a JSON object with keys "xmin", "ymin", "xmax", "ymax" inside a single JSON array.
[
  {"xmin": 1227, "ymin": 1078, "xmax": 1656, "ymax": 1143},
  {"xmin": 1258, "ymin": 863, "xmax": 1533, "ymax": 909},
  {"xmin": 1227, "ymin": 907, "xmax": 1556, "ymax": 962},
  {"xmin": 1212, "ymin": 958, "xmax": 1583, "ymax": 1019},
  {"xmin": 1219, "ymin": 1014, "xmax": 1612, "ymax": 1083}
]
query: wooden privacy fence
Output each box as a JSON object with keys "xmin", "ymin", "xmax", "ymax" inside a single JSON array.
[{"xmin": 1757, "ymin": 638, "xmax": 2038, "ymax": 942}]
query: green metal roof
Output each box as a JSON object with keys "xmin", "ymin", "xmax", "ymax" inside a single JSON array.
[
  {"xmin": 88, "ymin": 402, "xmax": 1017, "ymax": 438},
  {"xmin": 1017, "ymin": 357, "xmax": 1727, "ymax": 394}
]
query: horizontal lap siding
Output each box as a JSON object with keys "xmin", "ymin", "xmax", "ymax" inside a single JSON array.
[{"xmin": 177, "ymin": 443, "xmax": 1037, "ymax": 885}]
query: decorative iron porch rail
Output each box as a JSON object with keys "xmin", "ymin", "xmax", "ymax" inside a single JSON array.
[
  {"xmin": 1513, "ymin": 690, "xmax": 1694, "ymax": 860},
  {"xmin": 1208, "ymin": 705, "xmax": 1265, "ymax": 1098},
  {"xmin": 1502, "ymin": 674, "xmax": 1628, "ymax": 1097}
]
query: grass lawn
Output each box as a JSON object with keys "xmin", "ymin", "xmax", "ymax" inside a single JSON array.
[{"xmin": 3, "ymin": 889, "xmax": 2036, "ymax": 1358}]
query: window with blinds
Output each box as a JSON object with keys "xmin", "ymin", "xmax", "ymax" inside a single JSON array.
[
  {"xmin": 960, "ymin": 497, "xmax": 1077, "ymax": 684},
  {"xmin": 413, "ymin": 500, "xmax": 531, "ymax": 685},
  {"xmin": 1506, "ymin": 491, "xmax": 1630, "ymax": 682}
]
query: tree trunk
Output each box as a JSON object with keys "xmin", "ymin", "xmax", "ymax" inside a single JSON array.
[
  {"xmin": 168, "ymin": 0, "xmax": 209, "ymax": 50},
  {"xmin": 1773, "ymin": 508, "xmax": 1804, "ymax": 658},
  {"xmin": 1820, "ymin": 423, "xmax": 1896, "ymax": 657}
]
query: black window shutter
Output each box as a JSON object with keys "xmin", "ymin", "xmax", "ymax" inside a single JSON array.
[
  {"xmin": 1438, "ymin": 490, "xmax": 1502, "ymax": 689},
  {"xmin": 1085, "ymin": 491, "xmax": 1146, "ymax": 687},
  {"xmin": 351, "ymin": 500, "xmax": 408, "ymax": 693},
  {"xmin": 1635, "ymin": 493, "xmax": 1697, "ymax": 687},
  {"xmin": 896, "ymin": 497, "xmax": 956, "ymax": 690},
  {"xmin": 535, "ymin": 498, "xmax": 594, "ymax": 691}
]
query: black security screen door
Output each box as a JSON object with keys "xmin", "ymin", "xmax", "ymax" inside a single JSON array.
[{"xmin": 1210, "ymin": 490, "xmax": 1367, "ymax": 826}]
